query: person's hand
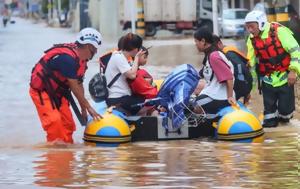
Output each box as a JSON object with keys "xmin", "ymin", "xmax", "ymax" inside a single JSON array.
[
  {"xmin": 288, "ymin": 70, "xmax": 297, "ymax": 86},
  {"xmin": 243, "ymin": 94, "xmax": 251, "ymax": 105},
  {"xmin": 158, "ymin": 106, "xmax": 167, "ymax": 112},
  {"xmin": 135, "ymin": 49, "xmax": 146, "ymax": 64},
  {"xmin": 228, "ymin": 96, "xmax": 236, "ymax": 105},
  {"xmin": 193, "ymin": 105, "xmax": 204, "ymax": 114},
  {"xmin": 87, "ymin": 106, "xmax": 102, "ymax": 120}
]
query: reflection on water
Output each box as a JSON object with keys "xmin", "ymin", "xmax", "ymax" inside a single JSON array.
[
  {"xmin": 0, "ymin": 127, "xmax": 299, "ymax": 188},
  {"xmin": 0, "ymin": 18, "xmax": 299, "ymax": 188},
  {"xmin": 34, "ymin": 150, "xmax": 75, "ymax": 188},
  {"xmin": 2, "ymin": 129, "xmax": 287, "ymax": 188}
]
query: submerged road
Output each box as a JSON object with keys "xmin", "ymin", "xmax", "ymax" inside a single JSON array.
[{"xmin": 0, "ymin": 17, "xmax": 299, "ymax": 189}]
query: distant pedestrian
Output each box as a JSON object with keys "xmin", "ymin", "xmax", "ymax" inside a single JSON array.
[{"xmin": 1, "ymin": 5, "xmax": 9, "ymax": 27}]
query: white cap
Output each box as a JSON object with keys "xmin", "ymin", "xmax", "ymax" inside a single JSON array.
[
  {"xmin": 76, "ymin": 27, "xmax": 102, "ymax": 49},
  {"xmin": 245, "ymin": 10, "xmax": 268, "ymax": 31}
]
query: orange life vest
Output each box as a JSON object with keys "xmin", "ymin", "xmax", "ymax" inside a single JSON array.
[
  {"xmin": 251, "ymin": 23, "xmax": 290, "ymax": 76},
  {"xmin": 30, "ymin": 43, "xmax": 87, "ymax": 108},
  {"xmin": 223, "ymin": 46, "xmax": 249, "ymax": 62}
]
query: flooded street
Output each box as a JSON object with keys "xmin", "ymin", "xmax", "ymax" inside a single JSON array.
[{"xmin": 0, "ymin": 18, "xmax": 299, "ymax": 189}]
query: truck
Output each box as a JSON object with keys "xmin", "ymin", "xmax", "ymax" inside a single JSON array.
[{"xmin": 119, "ymin": 0, "xmax": 227, "ymax": 37}]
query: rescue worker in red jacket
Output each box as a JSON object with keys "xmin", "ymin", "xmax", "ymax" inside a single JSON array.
[
  {"xmin": 245, "ymin": 10, "xmax": 300, "ymax": 127},
  {"xmin": 29, "ymin": 28, "xmax": 103, "ymax": 143}
]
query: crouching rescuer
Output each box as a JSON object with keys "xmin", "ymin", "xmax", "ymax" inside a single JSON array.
[
  {"xmin": 29, "ymin": 28, "xmax": 103, "ymax": 143},
  {"xmin": 245, "ymin": 10, "xmax": 300, "ymax": 127}
]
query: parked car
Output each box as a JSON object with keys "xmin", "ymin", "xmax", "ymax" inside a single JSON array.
[{"xmin": 219, "ymin": 8, "xmax": 249, "ymax": 38}]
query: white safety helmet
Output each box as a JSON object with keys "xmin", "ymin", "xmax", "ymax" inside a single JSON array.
[
  {"xmin": 244, "ymin": 10, "xmax": 268, "ymax": 31},
  {"xmin": 76, "ymin": 27, "xmax": 102, "ymax": 49}
]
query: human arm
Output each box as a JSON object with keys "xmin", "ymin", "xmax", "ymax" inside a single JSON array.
[
  {"xmin": 124, "ymin": 50, "xmax": 146, "ymax": 79},
  {"xmin": 277, "ymin": 26, "xmax": 300, "ymax": 85},
  {"xmin": 52, "ymin": 55, "xmax": 102, "ymax": 120},
  {"xmin": 193, "ymin": 79, "xmax": 206, "ymax": 96},
  {"xmin": 225, "ymin": 79, "xmax": 236, "ymax": 105},
  {"xmin": 209, "ymin": 52, "xmax": 234, "ymax": 82},
  {"xmin": 246, "ymin": 36, "xmax": 258, "ymax": 88},
  {"xmin": 209, "ymin": 52, "xmax": 236, "ymax": 104},
  {"xmin": 68, "ymin": 79, "xmax": 102, "ymax": 121}
]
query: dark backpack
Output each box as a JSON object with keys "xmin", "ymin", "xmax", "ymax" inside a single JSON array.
[
  {"xmin": 224, "ymin": 49, "xmax": 253, "ymax": 100},
  {"xmin": 89, "ymin": 51, "xmax": 121, "ymax": 102}
]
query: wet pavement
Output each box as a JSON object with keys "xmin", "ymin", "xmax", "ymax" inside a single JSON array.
[{"xmin": 0, "ymin": 18, "xmax": 299, "ymax": 189}]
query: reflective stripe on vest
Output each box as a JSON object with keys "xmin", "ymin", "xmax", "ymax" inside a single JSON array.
[{"xmin": 251, "ymin": 22, "xmax": 290, "ymax": 76}]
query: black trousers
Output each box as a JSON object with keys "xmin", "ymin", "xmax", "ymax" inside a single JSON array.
[
  {"xmin": 262, "ymin": 82, "xmax": 295, "ymax": 122},
  {"xmin": 106, "ymin": 95, "xmax": 145, "ymax": 115},
  {"xmin": 195, "ymin": 94, "xmax": 231, "ymax": 121}
]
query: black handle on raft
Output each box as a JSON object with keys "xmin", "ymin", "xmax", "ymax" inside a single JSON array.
[{"xmin": 131, "ymin": 97, "xmax": 163, "ymax": 108}]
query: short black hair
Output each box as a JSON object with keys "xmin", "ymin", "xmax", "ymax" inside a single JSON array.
[
  {"xmin": 122, "ymin": 33, "xmax": 143, "ymax": 51},
  {"xmin": 194, "ymin": 27, "xmax": 213, "ymax": 44},
  {"xmin": 117, "ymin": 36, "xmax": 125, "ymax": 50},
  {"xmin": 212, "ymin": 34, "xmax": 221, "ymax": 44}
]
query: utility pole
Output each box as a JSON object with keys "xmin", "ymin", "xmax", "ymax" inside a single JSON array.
[
  {"xmin": 212, "ymin": 0, "xmax": 219, "ymax": 35},
  {"xmin": 130, "ymin": 0, "xmax": 136, "ymax": 33},
  {"xmin": 57, "ymin": 0, "xmax": 61, "ymax": 16}
]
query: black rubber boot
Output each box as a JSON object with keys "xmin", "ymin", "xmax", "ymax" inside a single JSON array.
[
  {"xmin": 278, "ymin": 117, "xmax": 290, "ymax": 123},
  {"xmin": 262, "ymin": 119, "xmax": 278, "ymax": 128}
]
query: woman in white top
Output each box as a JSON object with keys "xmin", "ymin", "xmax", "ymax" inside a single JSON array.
[
  {"xmin": 193, "ymin": 28, "xmax": 236, "ymax": 121},
  {"xmin": 105, "ymin": 33, "xmax": 146, "ymax": 115}
]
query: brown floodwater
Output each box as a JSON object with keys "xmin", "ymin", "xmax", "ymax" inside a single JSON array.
[{"xmin": 0, "ymin": 18, "xmax": 299, "ymax": 189}]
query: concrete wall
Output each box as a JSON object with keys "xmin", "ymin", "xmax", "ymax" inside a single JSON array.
[
  {"xmin": 71, "ymin": 0, "xmax": 121, "ymax": 43},
  {"xmin": 88, "ymin": 0, "xmax": 100, "ymax": 30},
  {"xmin": 71, "ymin": 0, "xmax": 80, "ymax": 32},
  {"xmin": 88, "ymin": 0, "xmax": 121, "ymax": 42}
]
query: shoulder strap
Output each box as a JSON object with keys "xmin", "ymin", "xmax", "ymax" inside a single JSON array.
[
  {"xmin": 107, "ymin": 73, "xmax": 121, "ymax": 88},
  {"xmin": 44, "ymin": 43, "xmax": 77, "ymax": 56},
  {"xmin": 39, "ymin": 60, "xmax": 69, "ymax": 89},
  {"xmin": 44, "ymin": 44, "xmax": 80, "ymax": 67},
  {"xmin": 270, "ymin": 23, "xmax": 281, "ymax": 56},
  {"xmin": 208, "ymin": 51, "xmax": 234, "ymax": 81},
  {"xmin": 207, "ymin": 53, "xmax": 215, "ymax": 82},
  {"xmin": 223, "ymin": 46, "xmax": 248, "ymax": 62},
  {"xmin": 99, "ymin": 51, "xmax": 113, "ymax": 73}
]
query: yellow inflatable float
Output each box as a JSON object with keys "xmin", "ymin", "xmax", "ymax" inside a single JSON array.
[
  {"xmin": 83, "ymin": 107, "xmax": 133, "ymax": 144},
  {"xmin": 83, "ymin": 102, "xmax": 264, "ymax": 144},
  {"xmin": 215, "ymin": 104, "xmax": 264, "ymax": 142}
]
